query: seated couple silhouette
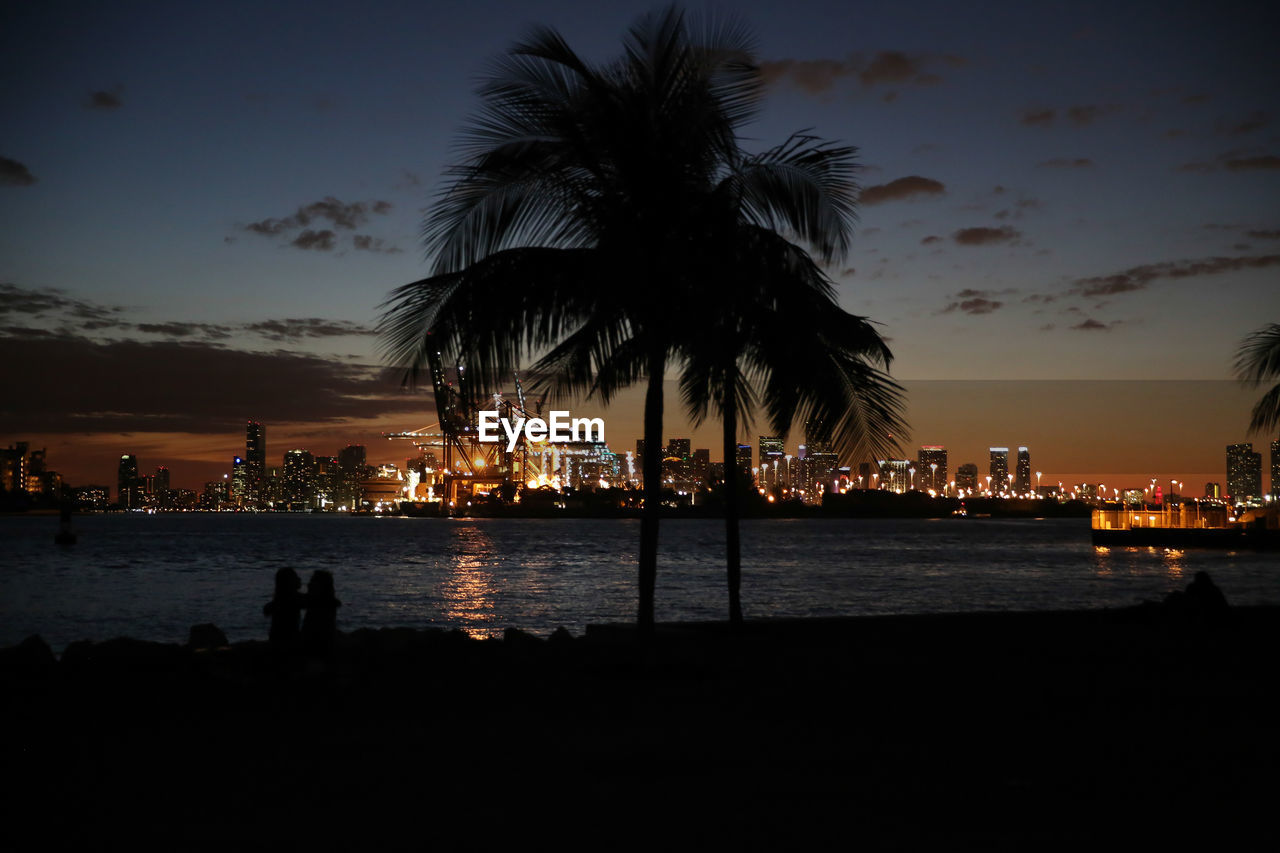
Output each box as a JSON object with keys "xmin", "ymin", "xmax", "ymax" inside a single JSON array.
[{"xmin": 264, "ymin": 568, "xmax": 341, "ymax": 654}]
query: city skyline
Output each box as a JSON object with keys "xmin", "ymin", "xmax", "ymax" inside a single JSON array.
[{"xmin": 2, "ymin": 1, "xmax": 1276, "ymax": 497}]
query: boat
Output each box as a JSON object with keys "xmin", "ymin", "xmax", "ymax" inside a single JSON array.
[{"xmin": 1091, "ymin": 504, "xmax": 1279, "ymax": 548}]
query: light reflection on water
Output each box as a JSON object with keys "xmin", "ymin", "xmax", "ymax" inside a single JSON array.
[{"xmin": 2, "ymin": 515, "xmax": 1277, "ymax": 649}]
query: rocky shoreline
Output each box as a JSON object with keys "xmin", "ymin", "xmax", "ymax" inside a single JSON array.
[{"xmin": 5, "ymin": 606, "xmax": 1278, "ymax": 844}]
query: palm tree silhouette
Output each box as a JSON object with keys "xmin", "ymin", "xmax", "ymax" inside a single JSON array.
[
  {"xmin": 1235, "ymin": 322, "xmax": 1280, "ymax": 434},
  {"xmin": 680, "ymin": 229, "xmax": 905, "ymax": 625},
  {"xmin": 379, "ymin": 5, "xmax": 901, "ymax": 631}
]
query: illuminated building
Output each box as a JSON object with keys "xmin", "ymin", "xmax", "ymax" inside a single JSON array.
[
  {"xmin": 880, "ymin": 459, "xmax": 911, "ymax": 492},
  {"xmin": 338, "ymin": 444, "xmax": 367, "ymax": 508},
  {"xmin": 1271, "ymin": 440, "xmax": 1279, "ymax": 502},
  {"xmin": 117, "ymin": 453, "xmax": 142, "ymax": 508},
  {"xmin": 736, "ymin": 443, "xmax": 752, "ymax": 482},
  {"xmin": 1015, "ymin": 447, "xmax": 1031, "ymax": 494},
  {"xmin": 691, "ymin": 448, "xmax": 709, "ymax": 489},
  {"xmin": 1204, "ymin": 482, "xmax": 1221, "ymax": 500},
  {"xmin": 759, "ymin": 436, "xmax": 784, "ymax": 489},
  {"xmin": 245, "ymin": 421, "xmax": 266, "ymax": 507},
  {"xmin": 231, "ymin": 456, "xmax": 247, "ymax": 505},
  {"xmin": 956, "ymin": 463, "xmax": 978, "ymax": 492},
  {"xmin": 154, "ymin": 466, "xmax": 170, "ymax": 492},
  {"xmin": 282, "ymin": 449, "xmax": 316, "ymax": 510},
  {"xmin": 917, "ymin": 446, "xmax": 947, "ymax": 492},
  {"xmin": 1, "ymin": 442, "xmax": 30, "ymax": 493},
  {"xmin": 1226, "ymin": 443, "xmax": 1262, "ymax": 504},
  {"xmin": 989, "ymin": 448, "xmax": 1009, "ymax": 493}
]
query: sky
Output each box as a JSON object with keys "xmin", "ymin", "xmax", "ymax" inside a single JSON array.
[{"xmin": 2, "ymin": 0, "xmax": 1278, "ymax": 492}]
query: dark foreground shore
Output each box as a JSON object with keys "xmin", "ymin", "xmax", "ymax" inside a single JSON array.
[{"xmin": 5, "ymin": 606, "xmax": 1279, "ymax": 846}]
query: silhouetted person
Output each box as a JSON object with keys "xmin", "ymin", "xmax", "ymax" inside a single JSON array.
[
  {"xmin": 264, "ymin": 568, "xmax": 303, "ymax": 648},
  {"xmin": 1185, "ymin": 571, "xmax": 1229, "ymax": 620},
  {"xmin": 301, "ymin": 570, "xmax": 341, "ymax": 656}
]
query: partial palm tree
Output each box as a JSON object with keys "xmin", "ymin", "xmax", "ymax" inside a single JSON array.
[
  {"xmin": 680, "ymin": 227, "xmax": 905, "ymax": 625},
  {"xmin": 1234, "ymin": 322, "xmax": 1280, "ymax": 434}
]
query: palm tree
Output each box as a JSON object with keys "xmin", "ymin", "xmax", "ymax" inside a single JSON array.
[
  {"xmin": 679, "ymin": 227, "xmax": 906, "ymax": 625},
  {"xmin": 1234, "ymin": 322, "xmax": 1280, "ymax": 434},
  {"xmin": 379, "ymin": 5, "xmax": 898, "ymax": 631}
]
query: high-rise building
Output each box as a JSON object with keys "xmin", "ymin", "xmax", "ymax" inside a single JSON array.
[
  {"xmin": 956, "ymin": 463, "xmax": 978, "ymax": 492},
  {"xmin": 917, "ymin": 446, "xmax": 947, "ymax": 493},
  {"xmin": 1015, "ymin": 447, "xmax": 1031, "ymax": 494},
  {"xmin": 282, "ymin": 449, "xmax": 316, "ymax": 510},
  {"xmin": 736, "ymin": 444, "xmax": 753, "ymax": 482},
  {"xmin": 154, "ymin": 466, "xmax": 170, "ymax": 492},
  {"xmin": 1, "ymin": 442, "xmax": 30, "ymax": 493},
  {"xmin": 989, "ymin": 448, "xmax": 1009, "ymax": 494},
  {"xmin": 231, "ymin": 456, "xmax": 247, "ymax": 505},
  {"xmin": 881, "ymin": 459, "xmax": 911, "ymax": 492},
  {"xmin": 1271, "ymin": 439, "xmax": 1279, "ymax": 502},
  {"xmin": 691, "ymin": 448, "xmax": 709, "ymax": 488},
  {"xmin": 1204, "ymin": 482, "xmax": 1222, "ymax": 500},
  {"xmin": 759, "ymin": 436, "xmax": 785, "ymax": 489},
  {"xmin": 245, "ymin": 422, "xmax": 266, "ymax": 507},
  {"xmin": 1226, "ymin": 443, "xmax": 1262, "ymax": 503},
  {"xmin": 117, "ymin": 454, "xmax": 142, "ymax": 508}
]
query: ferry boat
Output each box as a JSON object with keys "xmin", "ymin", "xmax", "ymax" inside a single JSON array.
[{"xmin": 1091, "ymin": 503, "xmax": 1279, "ymax": 548}]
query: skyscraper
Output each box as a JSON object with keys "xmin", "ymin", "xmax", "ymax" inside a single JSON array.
[
  {"xmin": 1226, "ymin": 443, "xmax": 1262, "ymax": 503},
  {"xmin": 245, "ymin": 421, "xmax": 266, "ymax": 507},
  {"xmin": 917, "ymin": 446, "xmax": 947, "ymax": 493},
  {"xmin": 760, "ymin": 436, "xmax": 785, "ymax": 489},
  {"xmin": 1271, "ymin": 439, "xmax": 1279, "ymax": 502},
  {"xmin": 1015, "ymin": 447, "xmax": 1031, "ymax": 494},
  {"xmin": 117, "ymin": 454, "xmax": 141, "ymax": 508},
  {"xmin": 956, "ymin": 463, "xmax": 978, "ymax": 492},
  {"xmin": 989, "ymin": 448, "xmax": 1009, "ymax": 494},
  {"xmin": 736, "ymin": 444, "xmax": 753, "ymax": 482},
  {"xmin": 154, "ymin": 466, "xmax": 170, "ymax": 492}
]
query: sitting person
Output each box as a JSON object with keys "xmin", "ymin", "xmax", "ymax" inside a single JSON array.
[
  {"xmin": 301, "ymin": 570, "xmax": 342, "ymax": 655},
  {"xmin": 263, "ymin": 567, "xmax": 303, "ymax": 648}
]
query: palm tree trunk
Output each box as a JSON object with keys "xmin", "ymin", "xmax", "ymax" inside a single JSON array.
[
  {"xmin": 638, "ymin": 348, "xmax": 665, "ymax": 636},
  {"xmin": 722, "ymin": 385, "xmax": 743, "ymax": 627}
]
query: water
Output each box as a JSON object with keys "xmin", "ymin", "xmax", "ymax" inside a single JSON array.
[{"xmin": 3, "ymin": 514, "xmax": 1277, "ymax": 649}]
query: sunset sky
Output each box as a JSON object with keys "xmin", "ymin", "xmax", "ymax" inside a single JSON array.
[{"xmin": 2, "ymin": 0, "xmax": 1277, "ymax": 492}]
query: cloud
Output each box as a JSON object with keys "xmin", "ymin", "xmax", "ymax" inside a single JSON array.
[
  {"xmin": 1038, "ymin": 158, "xmax": 1094, "ymax": 169},
  {"xmin": 1020, "ymin": 109, "xmax": 1055, "ymax": 127},
  {"xmin": 1020, "ymin": 105, "xmax": 1119, "ymax": 127},
  {"xmin": 291, "ymin": 229, "xmax": 337, "ymax": 250},
  {"xmin": 1072, "ymin": 253, "xmax": 1280, "ymax": 297},
  {"xmin": 1071, "ymin": 318, "xmax": 1113, "ymax": 331},
  {"xmin": 353, "ymin": 234, "xmax": 402, "ymax": 253},
  {"xmin": 0, "ymin": 330, "xmax": 426, "ymax": 434},
  {"xmin": 245, "ymin": 319, "xmax": 373, "ymax": 342},
  {"xmin": 242, "ymin": 196, "xmax": 394, "ymax": 247},
  {"xmin": 860, "ymin": 175, "xmax": 946, "ymax": 205},
  {"xmin": 1066, "ymin": 105, "xmax": 1117, "ymax": 126},
  {"xmin": 921, "ymin": 235, "xmax": 941, "ymax": 245},
  {"xmin": 1245, "ymin": 229, "xmax": 1280, "ymax": 240},
  {"xmin": 86, "ymin": 89, "xmax": 123, "ymax": 110},
  {"xmin": 942, "ymin": 298, "xmax": 1003, "ymax": 315},
  {"xmin": 0, "ymin": 282, "xmax": 123, "ymax": 324},
  {"xmin": 1177, "ymin": 161, "xmax": 1215, "ymax": 173},
  {"xmin": 1217, "ymin": 111, "xmax": 1270, "ymax": 136},
  {"xmin": 0, "ymin": 156, "xmax": 37, "ymax": 186},
  {"xmin": 952, "ymin": 226, "xmax": 1021, "ymax": 246},
  {"xmin": 1223, "ymin": 155, "xmax": 1280, "ymax": 171},
  {"xmin": 760, "ymin": 51, "xmax": 962, "ymax": 95},
  {"xmin": 134, "ymin": 322, "xmax": 234, "ymax": 340}
]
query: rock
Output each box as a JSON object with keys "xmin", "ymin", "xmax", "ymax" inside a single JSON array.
[
  {"xmin": 188, "ymin": 623, "xmax": 228, "ymax": 650},
  {"xmin": 0, "ymin": 634, "xmax": 57, "ymax": 679}
]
